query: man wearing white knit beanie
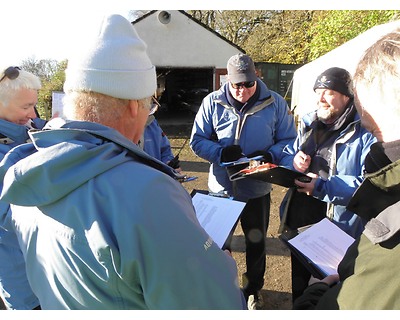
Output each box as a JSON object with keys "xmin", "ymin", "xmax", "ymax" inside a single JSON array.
[
  {"xmin": 64, "ymin": 14, "xmax": 156, "ymax": 102},
  {"xmin": 0, "ymin": 14, "xmax": 246, "ymax": 310}
]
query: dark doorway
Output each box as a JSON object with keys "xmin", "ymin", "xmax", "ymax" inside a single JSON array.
[{"xmin": 156, "ymin": 68, "xmax": 213, "ymax": 118}]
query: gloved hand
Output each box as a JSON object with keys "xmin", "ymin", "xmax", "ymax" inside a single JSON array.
[
  {"xmin": 167, "ymin": 155, "xmax": 181, "ymax": 169},
  {"xmin": 246, "ymin": 150, "xmax": 273, "ymax": 163},
  {"xmin": 221, "ymin": 145, "xmax": 243, "ymax": 162}
]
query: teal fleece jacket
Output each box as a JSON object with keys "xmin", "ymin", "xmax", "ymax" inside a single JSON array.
[{"xmin": 0, "ymin": 120, "xmax": 245, "ymax": 310}]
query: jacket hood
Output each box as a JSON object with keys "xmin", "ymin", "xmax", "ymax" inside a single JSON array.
[{"xmin": 0, "ymin": 120, "xmax": 182, "ymax": 207}]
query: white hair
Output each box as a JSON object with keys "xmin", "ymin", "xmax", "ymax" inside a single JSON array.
[{"xmin": 0, "ymin": 67, "xmax": 41, "ymax": 107}]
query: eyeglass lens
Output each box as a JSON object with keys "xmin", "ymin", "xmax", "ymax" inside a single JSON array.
[
  {"xmin": 0, "ymin": 66, "xmax": 21, "ymax": 82},
  {"xmin": 231, "ymin": 81, "xmax": 255, "ymax": 89},
  {"xmin": 149, "ymin": 96, "xmax": 160, "ymax": 115}
]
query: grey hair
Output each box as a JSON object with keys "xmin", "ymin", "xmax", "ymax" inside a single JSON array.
[
  {"xmin": 63, "ymin": 91, "xmax": 151, "ymax": 128},
  {"xmin": 0, "ymin": 68, "xmax": 41, "ymax": 107},
  {"xmin": 353, "ymin": 28, "xmax": 400, "ymax": 116}
]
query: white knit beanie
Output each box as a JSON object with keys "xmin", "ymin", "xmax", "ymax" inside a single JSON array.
[{"xmin": 64, "ymin": 14, "xmax": 156, "ymax": 100}]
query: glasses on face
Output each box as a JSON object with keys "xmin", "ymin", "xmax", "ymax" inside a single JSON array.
[
  {"xmin": 0, "ymin": 66, "xmax": 21, "ymax": 83},
  {"xmin": 231, "ymin": 81, "xmax": 256, "ymax": 89},
  {"xmin": 149, "ymin": 96, "xmax": 161, "ymax": 115}
]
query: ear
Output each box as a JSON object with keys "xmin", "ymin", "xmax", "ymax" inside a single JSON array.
[{"xmin": 128, "ymin": 100, "xmax": 139, "ymax": 118}]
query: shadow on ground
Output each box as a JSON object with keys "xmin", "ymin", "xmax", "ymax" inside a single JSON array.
[
  {"xmin": 231, "ymin": 235, "xmax": 291, "ymax": 257},
  {"xmin": 180, "ymin": 160, "xmax": 209, "ymax": 172},
  {"xmin": 261, "ymin": 289, "xmax": 292, "ymax": 310}
]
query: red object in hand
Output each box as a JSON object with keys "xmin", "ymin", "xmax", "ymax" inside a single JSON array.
[{"xmin": 239, "ymin": 162, "xmax": 278, "ymax": 175}]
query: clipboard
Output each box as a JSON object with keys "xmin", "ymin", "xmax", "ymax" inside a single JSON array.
[
  {"xmin": 190, "ymin": 189, "xmax": 245, "ymax": 249},
  {"xmin": 228, "ymin": 162, "xmax": 311, "ymax": 188},
  {"xmin": 279, "ymin": 227, "xmax": 327, "ymax": 279},
  {"xmin": 279, "ymin": 218, "xmax": 355, "ymax": 279}
]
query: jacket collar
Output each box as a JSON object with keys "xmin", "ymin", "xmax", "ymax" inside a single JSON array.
[
  {"xmin": 364, "ymin": 201, "xmax": 400, "ymax": 244},
  {"xmin": 347, "ymin": 159, "xmax": 400, "ymax": 243}
]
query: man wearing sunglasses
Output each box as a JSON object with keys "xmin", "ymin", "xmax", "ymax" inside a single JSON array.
[
  {"xmin": 190, "ymin": 53, "xmax": 297, "ymax": 309},
  {"xmin": 0, "ymin": 66, "xmax": 46, "ymax": 309}
]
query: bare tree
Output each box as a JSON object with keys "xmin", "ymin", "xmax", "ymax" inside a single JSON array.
[{"xmin": 21, "ymin": 57, "xmax": 60, "ymax": 82}]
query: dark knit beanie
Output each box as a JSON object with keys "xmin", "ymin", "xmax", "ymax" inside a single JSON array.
[{"xmin": 313, "ymin": 67, "xmax": 353, "ymax": 98}]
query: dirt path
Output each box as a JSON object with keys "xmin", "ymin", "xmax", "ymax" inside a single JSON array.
[{"xmin": 165, "ymin": 129, "xmax": 293, "ymax": 310}]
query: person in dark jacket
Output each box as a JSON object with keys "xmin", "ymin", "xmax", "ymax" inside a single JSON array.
[
  {"xmin": 279, "ymin": 67, "xmax": 376, "ymax": 301},
  {"xmin": 293, "ymin": 27, "xmax": 400, "ymax": 310}
]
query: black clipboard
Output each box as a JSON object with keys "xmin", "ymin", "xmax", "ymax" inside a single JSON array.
[
  {"xmin": 279, "ymin": 227, "xmax": 327, "ymax": 279},
  {"xmin": 230, "ymin": 165, "xmax": 311, "ymax": 188}
]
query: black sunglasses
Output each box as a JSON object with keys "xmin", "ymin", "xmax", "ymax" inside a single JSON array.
[
  {"xmin": 231, "ymin": 81, "xmax": 255, "ymax": 89},
  {"xmin": 0, "ymin": 66, "xmax": 21, "ymax": 83}
]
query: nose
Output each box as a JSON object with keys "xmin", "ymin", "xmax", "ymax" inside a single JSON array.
[
  {"xmin": 317, "ymin": 92, "xmax": 326, "ymax": 102},
  {"xmin": 28, "ymin": 106, "xmax": 38, "ymax": 119}
]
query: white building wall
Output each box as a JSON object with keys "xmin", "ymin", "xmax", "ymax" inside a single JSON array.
[{"xmin": 133, "ymin": 11, "xmax": 243, "ymax": 68}]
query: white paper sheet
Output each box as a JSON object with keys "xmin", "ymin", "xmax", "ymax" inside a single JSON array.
[
  {"xmin": 192, "ymin": 192, "xmax": 245, "ymax": 248},
  {"xmin": 288, "ymin": 218, "xmax": 355, "ymax": 276}
]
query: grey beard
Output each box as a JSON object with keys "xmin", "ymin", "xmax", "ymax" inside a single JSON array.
[{"xmin": 317, "ymin": 108, "xmax": 335, "ymax": 124}]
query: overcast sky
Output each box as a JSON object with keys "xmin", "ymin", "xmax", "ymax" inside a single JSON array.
[{"xmin": 1, "ymin": 0, "xmax": 399, "ymax": 67}]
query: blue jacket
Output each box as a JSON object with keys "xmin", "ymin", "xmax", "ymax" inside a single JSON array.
[
  {"xmin": 190, "ymin": 80, "xmax": 297, "ymax": 201},
  {"xmin": 0, "ymin": 120, "xmax": 246, "ymax": 310},
  {"xmin": 279, "ymin": 110, "xmax": 377, "ymax": 238},
  {"xmin": 0, "ymin": 117, "xmax": 45, "ymax": 310},
  {"xmin": 140, "ymin": 115, "xmax": 174, "ymax": 164}
]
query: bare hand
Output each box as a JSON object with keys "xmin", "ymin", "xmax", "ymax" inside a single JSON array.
[
  {"xmin": 224, "ymin": 249, "xmax": 232, "ymax": 257},
  {"xmin": 309, "ymin": 274, "xmax": 339, "ymax": 287},
  {"xmin": 293, "ymin": 151, "xmax": 311, "ymax": 172},
  {"xmin": 295, "ymin": 172, "xmax": 318, "ymax": 195}
]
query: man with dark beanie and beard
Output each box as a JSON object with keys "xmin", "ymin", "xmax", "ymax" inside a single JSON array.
[
  {"xmin": 279, "ymin": 67, "xmax": 376, "ymax": 302},
  {"xmin": 293, "ymin": 27, "xmax": 400, "ymax": 310}
]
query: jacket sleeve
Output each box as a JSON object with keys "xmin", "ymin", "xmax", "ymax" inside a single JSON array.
[
  {"xmin": 190, "ymin": 94, "xmax": 224, "ymax": 165},
  {"xmin": 143, "ymin": 119, "xmax": 174, "ymax": 164},
  {"xmin": 313, "ymin": 129, "xmax": 377, "ymax": 205},
  {"xmin": 0, "ymin": 144, "xmax": 37, "ymax": 231},
  {"xmin": 292, "ymin": 282, "xmax": 332, "ymax": 309},
  {"xmin": 267, "ymin": 94, "xmax": 297, "ymax": 163},
  {"xmin": 279, "ymin": 133, "xmax": 301, "ymax": 169},
  {"xmin": 157, "ymin": 127, "xmax": 175, "ymax": 164}
]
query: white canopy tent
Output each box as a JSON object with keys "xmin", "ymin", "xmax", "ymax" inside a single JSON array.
[{"xmin": 291, "ymin": 20, "xmax": 400, "ymax": 120}]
